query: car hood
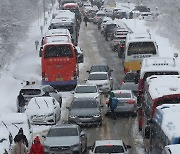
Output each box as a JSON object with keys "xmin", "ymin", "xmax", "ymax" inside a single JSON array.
[
  {"xmin": 70, "ymin": 108, "xmax": 100, "ymax": 116},
  {"xmin": 44, "ymin": 136, "xmax": 80, "ymax": 147}
]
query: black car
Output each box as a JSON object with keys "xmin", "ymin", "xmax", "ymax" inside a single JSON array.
[
  {"xmin": 122, "ymin": 72, "xmax": 139, "ymax": 83},
  {"xmin": 87, "ymin": 64, "xmax": 113, "ymax": 76}
]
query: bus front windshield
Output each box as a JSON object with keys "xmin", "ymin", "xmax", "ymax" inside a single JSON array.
[
  {"xmin": 127, "ymin": 42, "xmax": 156, "ymax": 55},
  {"xmin": 44, "ymin": 45, "xmax": 73, "ymax": 58}
]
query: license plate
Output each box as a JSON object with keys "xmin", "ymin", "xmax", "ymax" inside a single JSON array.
[{"xmin": 56, "ymin": 77, "xmax": 63, "ymax": 81}]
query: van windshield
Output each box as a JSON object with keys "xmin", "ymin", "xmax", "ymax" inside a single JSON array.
[
  {"xmin": 127, "ymin": 42, "xmax": 156, "ymax": 55},
  {"xmin": 44, "ymin": 45, "xmax": 73, "ymax": 58}
]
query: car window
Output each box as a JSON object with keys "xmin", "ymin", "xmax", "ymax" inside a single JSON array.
[
  {"xmin": 20, "ymin": 89, "xmax": 41, "ymax": 95},
  {"xmin": 47, "ymin": 128, "xmax": 78, "ymax": 137},
  {"xmin": 49, "ymin": 86, "xmax": 57, "ymax": 93},
  {"xmin": 124, "ymin": 73, "xmax": 136, "ymax": 82},
  {"xmin": 88, "ymin": 74, "xmax": 108, "ymax": 80},
  {"xmin": 75, "ymin": 86, "xmax": 97, "ymax": 93},
  {"xmin": 72, "ymin": 100, "xmax": 97, "ymax": 108},
  {"xmin": 95, "ymin": 145, "xmax": 125, "ymax": 153},
  {"xmin": 114, "ymin": 92, "xmax": 131, "ymax": 98}
]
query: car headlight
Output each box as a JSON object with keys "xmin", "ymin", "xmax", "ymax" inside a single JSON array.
[
  {"xmin": 94, "ymin": 114, "xmax": 100, "ymax": 118},
  {"xmin": 70, "ymin": 115, "xmax": 77, "ymax": 118},
  {"xmin": 47, "ymin": 113, "xmax": 54, "ymax": 117},
  {"xmin": 103, "ymin": 83, "xmax": 109, "ymax": 86}
]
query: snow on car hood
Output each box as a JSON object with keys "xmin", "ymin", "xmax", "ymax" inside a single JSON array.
[{"xmin": 44, "ymin": 136, "xmax": 80, "ymax": 147}]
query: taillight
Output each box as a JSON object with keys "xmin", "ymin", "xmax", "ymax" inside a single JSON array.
[
  {"xmin": 106, "ymin": 100, "xmax": 109, "ymax": 104},
  {"xmin": 125, "ymin": 69, "xmax": 129, "ymax": 74},
  {"xmin": 121, "ymin": 81, "xmax": 125, "ymax": 84},
  {"xmin": 120, "ymin": 45, "xmax": 124, "ymax": 48},
  {"xmin": 128, "ymin": 100, "xmax": 135, "ymax": 104}
]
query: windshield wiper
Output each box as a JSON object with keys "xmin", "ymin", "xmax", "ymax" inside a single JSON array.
[
  {"xmin": 12, "ymin": 123, "xmax": 19, "ymax": 130},
  {"xmin": 44, "ymin": 100, "xmax": 49, "ymax": 108},
  {"xmin": 35, "ymin": 98, "xmax": 40, "ymax": 109}
]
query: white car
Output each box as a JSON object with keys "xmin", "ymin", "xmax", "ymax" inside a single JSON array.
[
  {"xmin": 0, "ymin": 127, "xmax": 13, "ymax": 154},
  {"xmin": 0, "ymin": 113, "xmax": 33, "ymax": 152},
  {"xmin": 25, "ymin": 96, "xmax": 61, "ymax": 125},
  {"xmin": 86, "ymin": 72, "xmax": 113, "ymax": 93},
  {"xmin": 73, "ymin": 84, "xmax": 101, "ymax": 103},
  {"xmin": 89, "ymin": 140, "xmax": 131, "ymax": 154}
]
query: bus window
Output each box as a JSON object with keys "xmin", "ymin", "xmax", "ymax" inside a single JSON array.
[
  {"xmin": 44, "ymin": 45, "xmax": 73, "ymax": 58},
  {"xmin": 127, "ymin": 42, "xmax": 156, "ymax": 56}
]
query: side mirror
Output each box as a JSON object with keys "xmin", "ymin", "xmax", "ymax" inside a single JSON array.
[
  {"xmin": 77, "ymin": 53, "xmax": 84, "ymax": 63},
  {"xmin": 66, "ymin": 106, "xmax": 70, "ymax": 110},
  {"xmin": 86, "ymin": 70, "xmax": 90, "ymax": 73},
  {"xmin": 71, "ymin": 91, "xmax": 75, "ymax": 94},
  {"xmin": 80, "ymin": 131, "xmax": 85, "ymax": 137},
  {"xmin": 126, "ymin": 145, "xmax": 132, "ymax": 149},
  {"xmin": 42, "ymin": 135, "xmax": 46, "ymax": 139},
  {"xmin": 39, "ymin": 46, "xmax": 43, "ymax": 57}
]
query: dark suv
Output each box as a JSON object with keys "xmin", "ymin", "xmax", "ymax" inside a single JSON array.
[{"xmin": 87, "ymin": 64, "xmax": 113, "ymax": 76}]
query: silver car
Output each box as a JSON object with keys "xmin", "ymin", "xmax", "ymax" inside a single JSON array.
[
  {"xmin": 68, "ymin": 98, "xmax": 103, "ymax": 126},
  {"xmin": 106, "ymin": 90, "xmax": 137, "ymax": 116},
  {"xmin": 43, "ymin": 124, "xmax": 87, "ymax": 154},
  {"xmin": 18, "ymin": 84, "xmax": 62, "ymax": 111}
]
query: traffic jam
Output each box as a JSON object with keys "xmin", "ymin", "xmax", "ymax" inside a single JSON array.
[{"xmin": 1, "ymin": 0, "xmax": 180, "ymax": 154}]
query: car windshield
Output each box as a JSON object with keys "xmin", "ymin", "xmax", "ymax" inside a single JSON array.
[
  {"xmin": 114, "ymin": 92, "xmax": 131, "ymax": 98},
  {"xmin": 47, "ymin": 128, "xmax": 78, "ymax": 137},
  {"xmin": 127, "ymin": 42, "xmax": 156, "ymax": 55},
  {"xmin": 95, "ymin": 145, "xmax": 125, "ymax": 153},
  {"xmin": 88, "ymin": 74, "xmax": 108, "ymax": 80},
  {"xmin": 20, "ymin": 89, "xmax": 41, "ymax": 95},
  {"xmin": 90, "ymin": 66, "xmax": 109, "ymax": 72},
  {"xmin": 44, "ymin": 45, "xmax": 73, "ymax": 58},
  {"xmin": 75, "ymin": 86, "xmax": 97, "ymax": 93},
  {"xmin": 71, "ymin": 100, "xmax": 97, "ymax": 108}
]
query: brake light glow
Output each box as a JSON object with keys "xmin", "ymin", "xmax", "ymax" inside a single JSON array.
[{"xmin": 128, "ymin": 100, "xmax": 135, "ymax": 104}]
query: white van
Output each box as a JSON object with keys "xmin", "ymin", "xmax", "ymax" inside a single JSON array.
[{"xmin": 123, "ymin": 32, "xmax": 159, "ymax": 73}]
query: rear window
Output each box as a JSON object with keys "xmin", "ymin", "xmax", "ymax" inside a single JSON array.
[
  {"xmin": 90, "ymin": 66, "xmax": 109, "ymax": 72},
  {"xmin": 95, "ymin": 145, "xmax": 124, "ymax": 153},
  {"xmin": 88, "ymin": 74, "xmax": 108, "ymax": 80},
  {"xmin": 48, "ymin": 128, "xmax": 78, "ymax": 137},
  {"xmin": 20, "ymin": 89, "xmax": 41, "ymax": 95},
  {"xmin": 44, "ymin": 45, "xmax": 73, "ymax": 58},
  {"xmin": 143, "ymin": 72, "xmax": 179, "ymax": 81},
  {"xmin": 75, "ymin": 86, "xmax": 97, "ymax": 93},
  {"xmin": 114, "ymin": 93, "xmax": 131, "ymax": 98},
  {"xmin": 127, "ymin": 42, "xmax": 156, "ymax": 55}
]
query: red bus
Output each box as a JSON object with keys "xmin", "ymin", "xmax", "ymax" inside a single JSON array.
[
  {"xmin": 137, "ymin": 57, "xmax": 180, "ymax": 131},
  {"xmin": 41, "ymin": 36, "xmax": 81, "ymax": 88},
  {"xmin": 139, "ymin": 75, "xmax": 180, "ymax": 135}
]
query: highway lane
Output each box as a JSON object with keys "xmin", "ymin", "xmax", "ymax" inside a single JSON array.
[{"xmin": 78, "ymin": 21, "xmax": 137, "ymax": 153}]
